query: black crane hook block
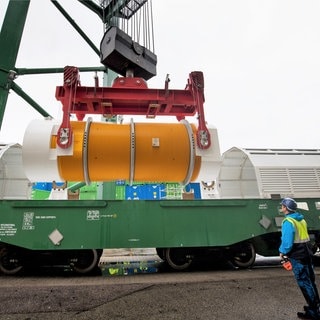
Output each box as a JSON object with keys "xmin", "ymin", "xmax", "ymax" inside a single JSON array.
[{"xmin": 100, "ymin": 26, "xmax": 157, "ymax": 80}]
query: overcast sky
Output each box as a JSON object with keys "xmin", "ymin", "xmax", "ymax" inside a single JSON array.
[{"xmin": 0, "ymin": 0, "xmax": 320, "ymax": 153}]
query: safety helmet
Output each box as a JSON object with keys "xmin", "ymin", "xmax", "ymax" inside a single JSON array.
[{"xmin": 281, "ymin": 197, "xmax": 297, "ymax": 212}]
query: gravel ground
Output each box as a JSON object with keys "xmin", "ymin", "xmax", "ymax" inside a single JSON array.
[{"xmin": 0, "ymin": 266, "xmax": 315, "ymax": 320}]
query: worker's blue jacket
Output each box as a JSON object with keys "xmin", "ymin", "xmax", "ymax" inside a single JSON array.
[{"xmin": 279, "ymin": 212, "xmax": 313, "ymax": 263}]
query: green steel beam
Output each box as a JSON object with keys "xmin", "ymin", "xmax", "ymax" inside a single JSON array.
[
  {"xmin": 50, "ymin": 0, "xmax": 100, "ymax": 57},
  {"xmin": 77, "ymin": 0, "xmax": 104, "ymax": 21},
  {"xmin": 0, "ymin": 0, "xmax": 30, "ymax": 130},
  {"xmin": 12, "ymin": 66, "xmax": 106, "ymax": 117},
  {"xmin": 0, "ymin": 1, "xmax": 107, "ymax": 130},
  {"xmin": 78, "ymin": 0, "xmax": 147, "ymax": 25},
  {"xmin": 10, "ymin": 82, "xmax": 51, "ymax": 118},
  {"xmin": 0, "ymin": 66, "xmax": 105, "ymax": 120},
  {"xmin": 15, "ymin": 66, "xmax": 106, "ymax": 76}
]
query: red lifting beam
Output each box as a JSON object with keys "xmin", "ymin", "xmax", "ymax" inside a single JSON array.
[{"xmin": 55, "ymin": 66, "xmax": 211, "ymax": 149}]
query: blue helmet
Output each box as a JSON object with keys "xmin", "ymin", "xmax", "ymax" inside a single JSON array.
[{"xmin": 281, "ymin": 197, "xmax": 297, "ymax": 212}]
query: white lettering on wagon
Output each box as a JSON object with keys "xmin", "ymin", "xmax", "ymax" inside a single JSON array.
[
  {"xmin": 258, "ymin": 203, "xmax": 268, "ymax": 210},
  {"xmin": 87, "ymin": 210, "xmax": 100, "ymax": 220},
  {"xmin": 0, "ymin": 224, "xmax": 17, "ymax": 236},
  {"xmin": 86, "ymin": 210, "xmax": 117, "ymax": 220},
  {"xmin": 35, "ymin": 216, "xmax": 56, "ymax": 219},
  {"xmin": 22, "ymin": 212, "xmax": 35, "ymax": 230},
  {"xmin": 100, "ymin": 214, "xmax": 117, "ymax": 218}
]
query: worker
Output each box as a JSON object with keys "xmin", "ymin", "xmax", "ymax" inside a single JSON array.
[{"xmin": 279, "ymin": 197, "xmax": 320, "ymax": 320}]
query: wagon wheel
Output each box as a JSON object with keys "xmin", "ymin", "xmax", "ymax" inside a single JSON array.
[
  {"xmin": 70, "ymin": 249, "xmax": 100, "ymax": 274},
  {"xmin": 0, "ymin": 247, "xmax": 23, "ymax": 275},
  {"xmin": 230, "ymin": 242, "xmax": 256, "ymax": 268},
  {"xmin": 164, "ymin": 248, "xmax": 193, "ymax": 270}
]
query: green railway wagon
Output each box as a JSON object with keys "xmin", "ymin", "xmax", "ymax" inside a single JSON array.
[{"xmin": 0, "ymin": 197, "xmax": 320, "ymax": 274}]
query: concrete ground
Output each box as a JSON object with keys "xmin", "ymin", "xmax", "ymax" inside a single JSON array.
[{"xmin": 0, "ymin": 253, "xmax": 316, "ymax": 320}]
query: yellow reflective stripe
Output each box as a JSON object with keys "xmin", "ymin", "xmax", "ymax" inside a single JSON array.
[{"xmin": 284, "ymin": 217, "xmax": 310, "ymax": 243}]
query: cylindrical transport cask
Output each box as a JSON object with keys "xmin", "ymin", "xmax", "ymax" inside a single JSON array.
[{"xmin": 22, "ymin": 119, "xmax": 201, "ymax": 185}]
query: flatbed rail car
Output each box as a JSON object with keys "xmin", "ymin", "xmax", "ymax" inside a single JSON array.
[{"xmin": 1, "ymin": 197, "xmax": 320, "ymax": 274}]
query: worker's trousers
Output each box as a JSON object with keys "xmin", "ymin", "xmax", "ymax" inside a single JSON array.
[{"xmin": 291, "ymin": 257, "xmax": 320, "ymax": 313}]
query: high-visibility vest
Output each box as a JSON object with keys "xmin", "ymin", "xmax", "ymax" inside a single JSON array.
[{"xmin": 283, "ymin": 217, "xmax": 310, "ymax": 243}]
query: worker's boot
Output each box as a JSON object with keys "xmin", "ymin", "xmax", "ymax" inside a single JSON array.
[
  {"xmin": 298, "ymin": 309, "xmax": 320, "ymax": 320},
  {"xmin": 297, "ymin": 312, "xmax": 314, "ymax": 319}
]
